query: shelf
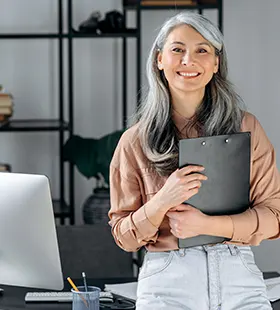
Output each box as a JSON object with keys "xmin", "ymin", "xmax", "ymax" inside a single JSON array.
[
  {"xmin": 0, "ymin": 30, "xmax": 139, "ymax": 39},
  {"xmin": 70, "ymin": 28, "xmax": 138, "ymax": 38},
  {"xmin": 0, "ymin": 33, "xmax": 62, "ymax": 39},
  {"xmin": 0, "ymin": 119, "xmax": 70, "ymax": 132},
  {"xmin": 124, "ymin": 4, "xmax": 219, "ymax": 10},
  {"xmin": 53, "ymin": 199, "xmax": 71, "ymax": 218}
]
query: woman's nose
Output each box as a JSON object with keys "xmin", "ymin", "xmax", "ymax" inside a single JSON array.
[{"xmin": 181, "ymin": 52, "xmax": 194, "ymax": 66}]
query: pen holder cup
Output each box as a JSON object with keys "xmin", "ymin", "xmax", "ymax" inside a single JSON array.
[{"xmin": 72, "ymin": 286, "xmax": 101, "ymax": 310}]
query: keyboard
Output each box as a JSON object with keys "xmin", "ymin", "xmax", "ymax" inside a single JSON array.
[{"xmin": 25, "ymin": 291, "xmax": 114, "ymax": 303}]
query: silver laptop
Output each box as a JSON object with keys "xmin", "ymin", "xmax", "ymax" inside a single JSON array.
[{"xmin": 0, "ymin": 172, "xmax": 64, "ymax": 290}]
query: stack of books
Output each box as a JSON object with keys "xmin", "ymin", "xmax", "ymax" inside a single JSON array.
[{"xmin": 0, "ymin": 92, "xmax": 13, "ymax": 123}]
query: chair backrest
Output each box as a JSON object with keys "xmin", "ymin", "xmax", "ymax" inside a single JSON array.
[{"xmin": 56, "ymin": 224, "xmax": 134, "ymax": 279}]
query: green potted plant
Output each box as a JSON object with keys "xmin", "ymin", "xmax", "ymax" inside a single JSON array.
[{"xmin": 63, "ymin": 130, "xmax": 124, "ymax": 224}]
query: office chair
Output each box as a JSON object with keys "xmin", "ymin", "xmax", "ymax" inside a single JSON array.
[{"xmin": 56, "ymin": 224, "xmax": 134, "ymax": 279}]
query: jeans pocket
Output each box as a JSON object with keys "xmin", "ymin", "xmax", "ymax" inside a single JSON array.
[
  {"xmin": 138, "ymin": 251, "xmax": 174, "ymax": 280},
  {"xmin": 236, "ymin": 246, "xmax": 263, "ymax": 276}
]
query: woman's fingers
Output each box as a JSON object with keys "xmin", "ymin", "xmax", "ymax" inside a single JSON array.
[
  {"xmin": 158, "ymin": 165, "xmax": 207, "ymax": 211},
  {"xmin": 173, "ymin": 204, "xmax": 194, "ymax": 212},
  {"xmin": 179, "ymin": 165, "xmax": 205, "ymax": 176},
  {"xmin": 186, "ymin": 180, "xmax": 202, "ymax": 189},
  {"xmin": 184, "ymin": 173, "xmax": 208, "ymax": 183}
]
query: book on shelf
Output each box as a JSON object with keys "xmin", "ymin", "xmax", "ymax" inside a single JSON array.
[
  {"xmin": 0, "ymin": 92, "xmax": 14, "ymax": 122},
  {"xmin": 0, "ymin": 106, "xmax": 13, "ymax": 115},
  {"xmin": 0, "ymin": 93, "xmax": 13, "ymax": 107}
]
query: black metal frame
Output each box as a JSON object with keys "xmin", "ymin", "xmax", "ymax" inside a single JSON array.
[
  {"xmin": 0, "ymin": 0, "xmax": 222, "ymax": 226},
  {"xmin": 0, "ymin": 0, "xmax": 73, "ymax": 224}
]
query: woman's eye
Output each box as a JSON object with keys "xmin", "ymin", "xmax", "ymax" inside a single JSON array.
[
  {"xmin": 198, "ymin": 48, "xmax": 207, "ymax": 53},
  {"xmin": 172, "ymin": 47, "xmax": 183, "ymax": 53}
]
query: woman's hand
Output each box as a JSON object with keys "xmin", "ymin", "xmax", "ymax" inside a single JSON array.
[
  {"xmin": 166, "ymin": 204, "xmax": 209, "ymax": 238},
  {"xmin": 154, "ymin": 165, "xmax": 207, "ymax": 213}
]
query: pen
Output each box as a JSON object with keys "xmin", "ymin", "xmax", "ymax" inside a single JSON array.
[
  {"xmin": 67, "ymin": 276, "xmax": 88, "ymax": 308},
  {"xmin": 82, "ymin": 272, "xmax": 91, "ymax": 310},
  {"xmin": 82, "ymin": 272, "xmax": 88, "ymax": 292}
]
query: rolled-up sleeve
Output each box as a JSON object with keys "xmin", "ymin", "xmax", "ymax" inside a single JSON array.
[
  {"xmin": 229, "ymin": 115, "xmax": 280, "ymax": 245},
  {"xmin": 108, "ymin": 134, "xmax": 159, "ymax": 252}
]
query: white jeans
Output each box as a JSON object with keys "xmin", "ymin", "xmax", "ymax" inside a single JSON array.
[{"xmin": 136, "ymin": 244, "xmax": 272, "ymax": 310}]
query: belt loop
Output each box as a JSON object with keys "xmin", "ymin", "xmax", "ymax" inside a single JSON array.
[
  {"xmin": 228, "ymin": 244, "xmax": 237, "ymax": 256},
  {"xmin": 178, "ymin": 248, "xmax": 186, "ymax": 257}
]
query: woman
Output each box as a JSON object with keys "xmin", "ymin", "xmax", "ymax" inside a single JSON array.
[{"xmin": 109, "ymin": 12, "xmax": 280, "ymax": 310}]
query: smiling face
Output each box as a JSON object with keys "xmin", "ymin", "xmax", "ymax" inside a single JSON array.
[{"xmin": 157, "ymin": 24, "xmax": 219, "ymax": 97}]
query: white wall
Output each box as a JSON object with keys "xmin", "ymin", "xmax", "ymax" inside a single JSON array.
[
  {"xmin": 222, "ymin": 0, "xmax": 280, "ymax": 274},
  {"xmin": 0, "ymin": 0, "xmax": 279, "ymax": 272}
]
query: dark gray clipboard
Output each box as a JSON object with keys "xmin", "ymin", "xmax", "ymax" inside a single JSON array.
[{"xmin": 178, "ymin": 132, "xmax": 251, "ymax": 248}]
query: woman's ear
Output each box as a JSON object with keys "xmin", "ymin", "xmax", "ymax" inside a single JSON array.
[
  {"xmin": 157, "ymin": 51, "xmax": 163, "ymax": 70},
  {"xmin": 213, "ymin": 56, "xmax": 219, "ymax": 73}
]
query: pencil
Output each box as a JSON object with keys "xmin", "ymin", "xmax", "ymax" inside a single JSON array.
[{"xmin": 67, "ymin": 276, "xmax": 88, "ymax": 308}]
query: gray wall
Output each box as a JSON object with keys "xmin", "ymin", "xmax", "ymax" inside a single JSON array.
[{"xmin": 0, "ymin": 0, "xmax": 279, "ymax": 272}]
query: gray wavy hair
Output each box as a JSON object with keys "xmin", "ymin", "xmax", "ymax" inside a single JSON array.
[{"xmin": 132, "ymin": 12, "xmax": 245, "ymax": 176}]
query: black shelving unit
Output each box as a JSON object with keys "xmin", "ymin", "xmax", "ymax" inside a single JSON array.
[
  {"xmin": 65, "ymin": 1, "xmax": 139, "ymax": 224},
  {"xmin": 0, "ymin": 0, "xmax": 74, "ymax": 225},
  {"xmin": 0, "ymin": 0, "xmax": 222, "ymax": 227},
  {"xmin": 65, "ymin": 0, "xmax": 223, "ymax": 132},
  {"xmin": 66, "ymin": 0, "xmax": 138, "ymax": 131}
]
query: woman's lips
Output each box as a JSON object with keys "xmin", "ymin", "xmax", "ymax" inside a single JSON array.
[{"xmin": 177, "ymin": 71, "xmax": 201, "ymax": 78}]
